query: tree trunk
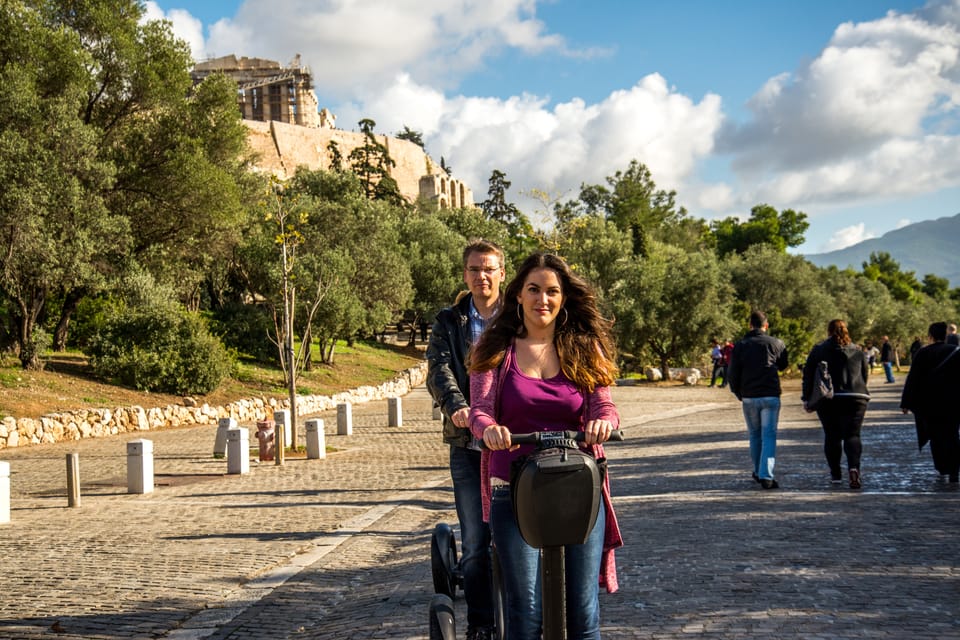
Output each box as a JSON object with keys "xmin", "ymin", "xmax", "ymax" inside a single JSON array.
[
  {"xmin": 408, "ymin": 312, "xmax": 421, "ymax": 347},
  {"xmin": 302, "ymin": 325, "xmax": 313, "ymax": 371},
  {"xmin": 16, "ymin": 295, "xmax": 46, "ymax": 371},
  {"xmin": 659, "ymin": 353, "xmax": 671, "ymax": 381},
  {"xmin": 53, "ymin": 289, "xmax": 85, "ymax": 352}
]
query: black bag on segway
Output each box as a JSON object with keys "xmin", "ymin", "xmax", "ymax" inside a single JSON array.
[{"xmin": 510, "ymin": 445, "xmax": 602, "ymax": 548}]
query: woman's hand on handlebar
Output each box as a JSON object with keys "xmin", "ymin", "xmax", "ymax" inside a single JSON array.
[
  {"xmin": 482, "ymin": 424, "xmax": 519, "ymax": 451},
  {"xmin": 583, "ymin": 419, "xmax": 615, "ymax": 445}
]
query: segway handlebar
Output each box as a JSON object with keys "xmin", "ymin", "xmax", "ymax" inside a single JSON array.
[{"xmin": 505, "ymin": 429, "xmax": 624, "ymax": 446}]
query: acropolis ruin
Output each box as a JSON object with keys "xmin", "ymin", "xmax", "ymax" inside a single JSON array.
[{"xmin": 191, "ymin": 55, "xmax": 474, "ymax": 209}]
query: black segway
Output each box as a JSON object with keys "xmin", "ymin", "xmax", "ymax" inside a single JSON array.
[
  {"xmin": 428, "ymin": 429, "xmax": 622, "ymax": 640},
  {"xmin": 508, "ymin": 429, "xmax": 623, "ymax": 640},
  {"xmin": 431, "ymin": 522, "xmax": 462, "ymax": 598},
  {"xmin": 429, "ymin": 520, "xmax": 505, "ymax": 639}
]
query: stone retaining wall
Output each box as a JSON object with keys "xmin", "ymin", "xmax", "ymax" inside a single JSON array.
[{"xmin": 0, "ymin": 362, "xmax": 428, "ymax": 450}]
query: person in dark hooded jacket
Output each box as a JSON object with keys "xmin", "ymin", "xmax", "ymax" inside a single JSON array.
[
  {"xmin": 901, "ymin": 322, "xmax": 960, "ymax": 483},
  {"xmin": 802, "ymin": 319, "xmax": 871, "ymax": 489}
]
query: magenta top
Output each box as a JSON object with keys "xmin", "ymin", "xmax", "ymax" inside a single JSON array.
[{"xmin": 489, "ymin": 354, "xmax": 584, "ymax": 480}]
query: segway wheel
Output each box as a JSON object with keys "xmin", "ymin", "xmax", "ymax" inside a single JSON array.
[
  {"xmin": 428, "ymin": 593, "xmax": 456, "ymax": 640},
  {"xmin": 491, "ymin": 546, "xmax": 507, "ymax": 640},
  {"xmin": 431, "ymin": 523, "xmax": 458, "ymax": 597}
]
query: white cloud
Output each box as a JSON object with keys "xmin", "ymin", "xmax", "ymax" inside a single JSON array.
[
  {"xmin": 822, "ymin": 223, "xmax": 877, "ymax": 252},
  {"xmin": 716, "ymin": 2, "xmax": 960, "ymax": 213},
  {"xmin": 895, "ymin": 217, "xmax": 913, "ymax": 228},
  {"xmin": 332, "ymin": 73, "xmax": 723, "ymax": 212},
  {"xmin": 155, "ymin": 0, "xmax": 579, "ymax": 99},
  {"xmin": 143, "ymin": 2, "xmax": 205, "ymax": 61}
]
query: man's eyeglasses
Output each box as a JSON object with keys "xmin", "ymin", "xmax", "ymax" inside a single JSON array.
[{"xmin": 467, "ymin": 267, "xmax": 501, "ymax": 276}]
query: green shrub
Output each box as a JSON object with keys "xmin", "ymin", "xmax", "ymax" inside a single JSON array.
[{"xmin": 85, "ymin": 303, "xmax": 235, "ymax": 395}]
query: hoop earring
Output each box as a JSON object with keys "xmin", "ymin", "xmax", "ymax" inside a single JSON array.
[
  {"xmin": 516, "ymin": 304, "xmax": 523, "ymax": 321},
  {"xmin": 559, "ymin": 307, "xmax": 568, "ymax": 327}
]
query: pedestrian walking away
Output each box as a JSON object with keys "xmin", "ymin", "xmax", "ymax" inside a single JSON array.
[
  {"xmin": 901, "ymin": 321, "xmax": 960, "ymax": 483},
  {"xmin": 802, "ymin": 319, "xmax": 871, "ymax": 489},
  {"xmin": 881, "ymin": 335, "xmax": 896, "ymax": 383},
  {"xmin": 727, "ymin": 310, "xmax": 790, "ymax": 489},
  {"xmin": 709, "ymin": 338, "xmax": 723, "ymax": 387},
  {"xmin": 469, "ymin": 252, "xmax": 622, "ymax": 640},
  {"xmin": 426, "ymin": 239, "xmax": 505, "ymax": 640}
]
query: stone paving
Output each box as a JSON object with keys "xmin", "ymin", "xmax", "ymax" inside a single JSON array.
[{"xmin": 0, "ymin": 376, "xmax": 958, "ymax": 639}]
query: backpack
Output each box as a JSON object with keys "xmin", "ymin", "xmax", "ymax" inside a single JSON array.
[{"xmin": 807, "ymin": 361, "xmax": 834, "ymax": 410}]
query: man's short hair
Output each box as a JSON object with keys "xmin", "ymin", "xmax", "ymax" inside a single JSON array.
[
  {"xmin": 462, "ymin": 239, "xmax": 504, "ymax": 268},
  {"xmin": 929, "ymin": 322, "xmax": 948, "ymax": 342},
  {"xmin": 749, "ymin": 311, "xmax": 767, "ymax": 329}
]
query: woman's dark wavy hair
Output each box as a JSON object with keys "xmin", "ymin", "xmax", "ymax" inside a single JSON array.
[
  {"xmin": 468, "ymin": 252, "xmax": 618, "ymax": 392},
  {"xmin": 827, "ymin": 319, "xmax": 852, "ymax": 346}
]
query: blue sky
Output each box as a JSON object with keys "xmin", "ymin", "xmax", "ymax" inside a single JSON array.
[{"xmin": 147, "ymin": 0, "xmax": 960, "ymax": 255}]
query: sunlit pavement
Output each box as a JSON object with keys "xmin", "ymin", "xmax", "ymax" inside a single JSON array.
[{"xmin": 0, "ymin": 374, "xmax": 956, "ymax": 639}]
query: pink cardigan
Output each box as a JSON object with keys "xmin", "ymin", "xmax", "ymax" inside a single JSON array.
[{"xmin": 468, "ymin": 344, "xmax": 624, "ymax": 593}]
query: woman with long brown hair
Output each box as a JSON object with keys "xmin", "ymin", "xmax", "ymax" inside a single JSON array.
[
  {"xmin": 802, "ymin": 319, "xmax": 871, "ymax": 489},
  {"xmin": 468, "ymin": 252, "xmax": 621, "ymax": 640}
]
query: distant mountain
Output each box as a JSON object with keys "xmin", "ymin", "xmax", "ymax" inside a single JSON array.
[{"xmin": 804, "ymin": 213, "xmax": 960, "ymax": 287}]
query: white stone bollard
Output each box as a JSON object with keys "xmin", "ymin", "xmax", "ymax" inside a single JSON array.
[
  {"xmin": 388, "ymin": 397, "xmax": 403, "ymax": 427},
  {"xmin": 0, "ymin": 461, "xmax": 9, "ymax": 525},
  {"xmin": 126, "ymin": 439, "xmax": 154, "ymax": 494},
  {"xmin": 213, "ymin": 417, "xmax": 236, "ymax": 458},
  {"xmin": 273, "ymin": 409, "xmax": 292, "ymax": 448},
  {"xmin": 227, "ymin": 427, "xmax": 249, "ymax": 475},
  {"xmin": 337, "ymin": 403, "xmax": 353, "ymax": 436},
  {"xmin": 305, "ymin": 419, "xmax": 326, "ymax": 460},
  {"xmin": 432, "ymin": 404, "xmax": 442, "ymax": 420},
  {"xmin": 66, "ymin": 453, "xmax": 81, "ymax": 508}
]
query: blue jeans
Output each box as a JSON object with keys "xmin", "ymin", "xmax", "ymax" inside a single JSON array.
[
  {"xmin": 883, "ymin": 361, "xmax": 895, "ymax": 382},
  {"xmin": 450, "ymin": 445, "xmax": 493, "ymax": 630},
  {"xmin": 741, "ymin": 396, "xmax": 781, "ymax": 480},
  {"xmin": 489, "ymin": 486, "xmax": 604, "ymax": 640}
]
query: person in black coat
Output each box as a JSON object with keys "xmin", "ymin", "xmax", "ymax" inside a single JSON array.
[
  {"xmin": 802, "ymin": 319, "xmax": 871, "ymax": 489},
  {"xmin": 727, "ymin": 310, "xmax": 790, "ymax": 489},
  {"xmin": 901, "ymin": 322, "xmax": 960, "ymax": 482}
]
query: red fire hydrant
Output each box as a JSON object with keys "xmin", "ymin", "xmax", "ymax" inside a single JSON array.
[{"xmin": 255, "ymin": 420, "xmax": 275, "ymax": 461}]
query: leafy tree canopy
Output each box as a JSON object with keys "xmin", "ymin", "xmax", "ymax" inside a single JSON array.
[{"xmin": 711, "ymin": 204, "xmax": 809, "ymax": 258}]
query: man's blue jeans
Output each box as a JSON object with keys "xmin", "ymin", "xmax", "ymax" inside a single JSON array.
[
  {"xmin": 449, "ymin": 445, "xmax": 493, "ymax": 631},
  {"xmin": 883, "ymin": 361, "xmax": 895, "ymax": 383},
  {"xmin": 741, "ymin": 396, "xmax": 781, "ymax": 480},
  {"xmin": 489, "ymin": 485, "xmax": 604, "ymax": 640}
]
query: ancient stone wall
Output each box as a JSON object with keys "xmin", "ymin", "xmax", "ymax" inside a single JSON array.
[
  {"xmin": 246, "ymin": 120, "xmax": 474, "ymax": 208},
  {"xmin": 0, "ymin": 363, "xmax": 427, "ymax": 450}
]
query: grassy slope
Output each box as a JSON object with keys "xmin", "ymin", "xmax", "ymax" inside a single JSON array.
[{"xmin": 0, "ymin": 340, "xmax": 424, "ymax": 419}]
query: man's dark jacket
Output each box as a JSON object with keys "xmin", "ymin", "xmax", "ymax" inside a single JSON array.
[
  {"xmin": 727, "ymin": 329, "xmax": 789, "ymax": 400},
  {"xmin": 426, "ymin": 294, "xmax": 475, "ymax": 447}
]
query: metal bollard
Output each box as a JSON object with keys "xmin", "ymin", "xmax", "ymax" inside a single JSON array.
[
  {"xmin": 0, "ymin": 461, "xmax": 9, "ymax": 524},
  {"xmin": 226, "ymin": 427, "xmax": 249, "ymax": 475},
  {"xmin": 273, "ymin": 410, "xmax": 292, "ymax": 449},
  {"xmin": 337, "ymin": 402, "xmax": 353, "ymax": 436},
  {"xmin": 66, "ymin": 453, "xmax": 80, "ymax": 508},
  {"xmin": 388, "ymin": 397, "xmax": 402, "ymax": 427},
  {"xmin": 213, "ymin": 418, "xmax": 236, "ymax": 458},
  {"xmin": 305, "ymin": 419, "xmax": 325, "ymax": 459},
  {"xmin": 126, "ymin": 439, "xmax": 154, "ymax": 494}
]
